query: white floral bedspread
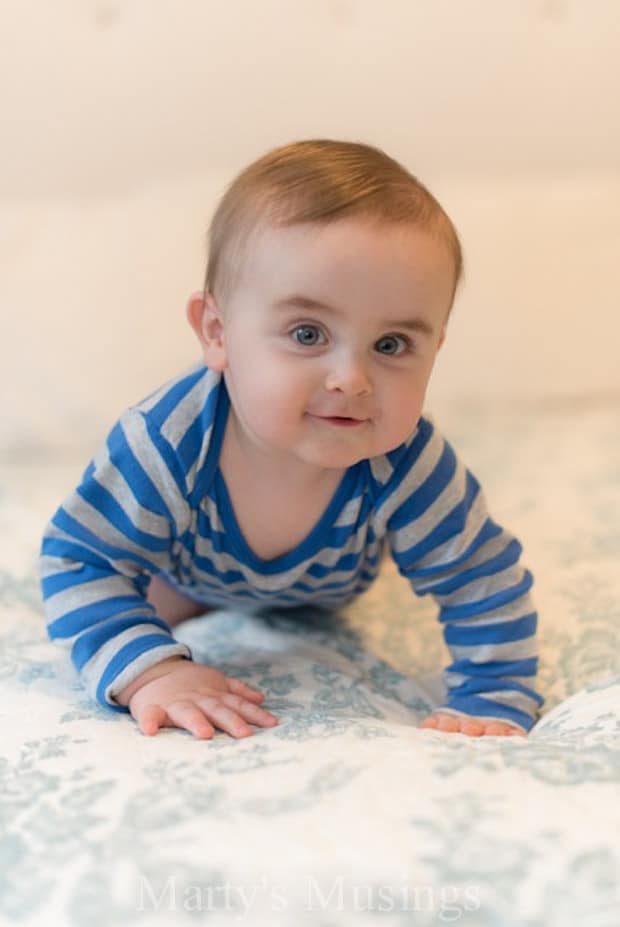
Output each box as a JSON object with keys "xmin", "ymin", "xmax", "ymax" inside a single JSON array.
[{"xmin": 1, "ymin": 397, "xmax": 619, "ymax": 927}]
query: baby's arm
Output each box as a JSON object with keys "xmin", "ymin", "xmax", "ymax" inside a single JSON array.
[
  {"xmin": 385, "ymin": 418, "xmax": 543, "ymax": 737},
  {"xmin": 38, "ymin": 407, "xmax": 215, "ymax": 717}
]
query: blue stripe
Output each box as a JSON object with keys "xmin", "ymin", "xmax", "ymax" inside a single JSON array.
[
  {"xmin": 446, "ymin": 676, "xmax": 544, "ymax": 707},
  {"xmin": 385, "ymin": 417, "xmax": 431, "ymax": 472},
  {"xmin": 107, "ymin": 419, "xmax": 174, "ymax": 520},
  {"xmin": 82, "ymin": 461, "xmax": 96, "ymax": 481},
  {"xmin": 52, "ymin": 508, "xmax": 168, "ymax": 567},
  {"xmin": 421, "ymin": 538, "xmax": 522, "ymax": 595},
  {"xmin": 438, "ymin": 570, "xmax": 534, "ymax": 622},
  {"xmin": 191, "ymin": 538, "xmax": 378, "ymax": 588},
  {"xmin": 96, "ymin": 634, "xmax": 190, "ymax": 712},
  {"xmin": 177, "ymin": 557, "xmax": 380, "ymax": 603},
  {"xmin": 76, "ymin": 479, "xmax": 171, "ymax": 551},
  {"xmin": 403, "ymin": 520, "xmax": 503, "ymax": 579},
  {"xmin": 177, "ymin": 385, "xmax": 220, "ymax": 478},
  {"xmin": 185, "ymin": 583, "xmax": 359, "ymax": 609},
  {"xmin": 40, "ymin": 537, "xmax": 111, "ymax": 568},
  {"xmin": 185, "ymin": 559, "xmax": 376, "ymax": 600},
  {"xmin": 445, "ymin": 657, "xmax": 539, "ymax": 678},
  {"xmin": 42, "ymin": 562, "xmax": 115, "ymax": 598},
  {"xmin": 143, "ymin": 415, "xmax": 187, "ymax": 500},
  {"xmin": 48, "ymin": 593, "xmax": 157, "ymax": 641},
  {"xmin": 444, "ymin": 696, "xmax": 536, "ymax": 731},
  {"xmin": 188, "ymin": 374, "xmax": 230, "ymax": 507},
  {"xmin": 388, "ymin": 441, "xmax": 458, "ymax": 531},
  {"xmin": 72, "ymin": 616, "xmax": 172, "ymax": 671},
  {"xmin": 444, "ymin": 612, "xmax": 538, "ymax": 646},
  {"xmin": 393, "ymin": 472, "xmax": 482, "ymax": 568},
  {"xmin": 144, "ymin": 365, "xmax": 207, "ymax": 431},
  {"xmin": 367, "ymin": 418, "xmax": 427, "ymax": 509}
]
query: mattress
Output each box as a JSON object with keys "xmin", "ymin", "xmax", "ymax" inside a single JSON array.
[{"xmin": 1, "ymin": 396, "xmax": 619, "ymax": 927}]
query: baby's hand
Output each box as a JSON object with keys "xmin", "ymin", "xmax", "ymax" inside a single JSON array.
[
  {"xmin": 418, "ymin": 712, "xmax": 526, "ymax": 737},
  {"xmin": 115, "ymin": 656, "xmax": 279, "ymax": 739}
]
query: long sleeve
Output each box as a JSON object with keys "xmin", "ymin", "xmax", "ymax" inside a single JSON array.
[
  {"xmin": 37, "ymin": 407, "xmax": 193, "ymax": 713},
  {"xmin": 385, "ymin": 417, "xmax": 543, "ymax": 732}
]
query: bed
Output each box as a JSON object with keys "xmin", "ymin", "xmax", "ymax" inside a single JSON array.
[{"xmin": 1, "ymin": 395, "xmax": 619, "ymax": 927}]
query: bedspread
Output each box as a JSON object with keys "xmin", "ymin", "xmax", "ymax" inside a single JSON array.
[{"xmin": 1, "ymin": 397, "xmax": 619, "ymax": 927}]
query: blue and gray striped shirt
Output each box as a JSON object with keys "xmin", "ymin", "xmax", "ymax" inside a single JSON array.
[{"xmin": 38, "ymin": 361, "xmax": 543, "ymax": 731}]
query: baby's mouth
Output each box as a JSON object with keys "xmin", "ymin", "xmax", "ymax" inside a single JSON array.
[{"xmin": 314, "ymin": 415, "xmax": 366, "ymax": 427}]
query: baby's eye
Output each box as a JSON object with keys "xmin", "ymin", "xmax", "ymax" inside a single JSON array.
[
  {"xmin": 291, "ymin": 324, "xmax": 325, "ymax": 347},
  {"xmin": 375, "ymin": 334, "xmax": 411, "ymax": 356}
]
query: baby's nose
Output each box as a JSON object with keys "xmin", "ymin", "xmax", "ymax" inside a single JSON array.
[{"xmin": 324, "ymin": 352, "xmax": 372, "ymax": 396}]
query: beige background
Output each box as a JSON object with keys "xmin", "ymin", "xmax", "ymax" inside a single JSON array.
[{"xmin": 1, "ymin": 0, "xmax": 619, "ymax": 454}]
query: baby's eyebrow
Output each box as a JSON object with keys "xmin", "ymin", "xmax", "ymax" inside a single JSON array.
[{"xmin": 273, "ymin": 294, "xmax": 435, "ymax": 337}]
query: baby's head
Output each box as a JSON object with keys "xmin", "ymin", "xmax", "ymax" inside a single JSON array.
[
  {"xmin": 203, "ymin": 138, "xmax": 462, "ymax": 314},
  {"xmin": 188, "ymin": 139, "xmax": 464, "ymax": 473}
]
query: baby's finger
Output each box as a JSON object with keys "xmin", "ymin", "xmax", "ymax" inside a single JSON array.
[
  {"xmin": 431, "ymin": 714, "xmax": 461, "ymax": 733},
  {"xmin": 225, "ymin": 676, "xmax": 265, "ymax": 703},
  {"xmin": 458, "ymin": 717, "xmax": 485, "ymax": 737},
  {"xmin": 137, "ymin": 703, "xmax": 169, "ymax": 736},
  {"xmin": 219, "ymin": 692, "xmax": 279, "ymax": 728},
  {"xmin": 197, "ymin": 696, "xmax": 256, "ymax": 738},
  {"xmin": 418, "ymin": 715, "xmax": 440, "ymax": 730},
  {"xmin": 484, "ymin": 721, "xmax": 514, "ymax": 736},
  {"xmin": 165, "ymin": 700, "xmax": 216, "ymax": 739}
]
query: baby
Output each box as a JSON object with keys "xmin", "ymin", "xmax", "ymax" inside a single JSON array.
[{"xmin": 38, "ymin": 139, "xmax": 543, "ymax": 740}]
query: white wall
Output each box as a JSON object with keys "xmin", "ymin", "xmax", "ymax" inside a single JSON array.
[{"xmin": 1, "ymin": 0, "xmax": 619, "ymax": 453}]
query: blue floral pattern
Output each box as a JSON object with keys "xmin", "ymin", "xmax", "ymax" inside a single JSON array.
[{"xmin": 1, "ymin": 397, "xmax": 619, "ymax": 926}]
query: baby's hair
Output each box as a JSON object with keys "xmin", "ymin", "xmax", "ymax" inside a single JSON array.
[{"xmin": 203, "ymin": 138, "xmax": 463, "ymax": 312}]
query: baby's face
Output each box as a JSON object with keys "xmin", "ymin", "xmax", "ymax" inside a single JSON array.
[{"xmin": 199, "ymin": 218, "xmax": 454, "ymax": 475}]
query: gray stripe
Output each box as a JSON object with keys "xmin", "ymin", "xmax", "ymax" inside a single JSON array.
[
  {"xmin": 122, "ymin": 409, "xmax": 190, "ymax": 535},
  {"xmin": 103, "ymin": 643, "xmax": 192, "ymax": 706},
  {"xmin": 55, "ymin": 490, "xmax": 170, "ymax": 573},
  {"xmin": 446, "ymin": 638, "xmax": 538, "ymax": 663},
  {"xmin": 43, "ymin": 569, "xmax": 149, "ymax": 624},
  {"xmin": 89, "ymin": 451, "xmax": 171, "ymax": 540},
  {"xmin": 81, "ymin": 621, "xmax": 187, "ymax": 700},
  {"xmin": 394, "ymin": 487, "xmax": 491, "ymax": 567},
  {"xmin": 159, "ymin": 367, "xmax": 217, "ymax": 450},
  {"xmin": 440, "ymin": 592, "xmax": 535, "ymax": 626},
  {"xmin": 368, "ymin": 454, "xmax": 395, "ymax": 488},
  {"xmin": 375, "ymin": 425, "xmax": 445, "ymax": 532},
  {"xmin": 133, "ymin": 360, "xmax": 205, "ymax": 416},
  {"xmin": 413, "ymin": 530, "xmax": 517, "ymax": 593},
  {"xmin": 444, "ymin": 684, "xmax": 541, "ymax": 717},
  {"xmin": 431, "ymin": 563, "xmax": 527, "ymax": 608},
  {"xmin": 191, "ymin": 521, "xmax": 383, "ymax": 593},
  {"xmin": 160, "ymin": 369, "xmax": 222, "ymax": 496},
  {"xmin": 445, "ymin": 672, "xmax": 538, "ymax": 688}
]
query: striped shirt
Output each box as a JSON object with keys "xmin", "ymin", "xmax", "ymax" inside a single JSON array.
[{"xmin": 38, "ymin": 361, "xmax": 543, "ymax": 731}]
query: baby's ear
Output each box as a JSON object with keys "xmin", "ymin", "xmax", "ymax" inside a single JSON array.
[{"xmin": 186, "ymin": 291, "xmax": 227, "ymax": 370}]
